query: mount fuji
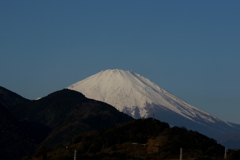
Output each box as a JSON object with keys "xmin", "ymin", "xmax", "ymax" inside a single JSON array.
[{"xmin": 67, "ymin": 69, "xmax": 240, "ymax": 139}]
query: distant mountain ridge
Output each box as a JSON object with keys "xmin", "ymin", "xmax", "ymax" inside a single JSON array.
[{"xmin": 67, "ymin": 69, "xmax": 240, "ymax": 140}]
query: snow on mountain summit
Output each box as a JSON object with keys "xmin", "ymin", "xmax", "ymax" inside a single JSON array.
[
  {"xmin": 67, "ymin": 69, "xmax": 240, "ymax": 138},
  {"xmin": 68, "ymin": 69, "xmax": 213, "ymax": 121}
]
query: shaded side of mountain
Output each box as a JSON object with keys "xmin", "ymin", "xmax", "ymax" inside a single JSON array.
[
  {"xmin": 0, "ymin": 86, "xmax": 30, "ymax": 109},
  {"xmin": 146, "ymin": 103, "xmax": 240, "ymax": 139},
  {"xmin": 217, "ymin": 132, "xmax": 240, "ymax": 149},
  {"xmin": 28, "ymin": 118, "xmax": 226, "ymax": 160},
  {"xmin": 11, "ymin": 89, "xmax": 134, "ymax": 147}
]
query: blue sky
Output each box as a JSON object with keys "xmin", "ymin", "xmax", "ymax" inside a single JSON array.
[{"xmin": 1, "ymin": 1, "xmax": 240, "ymax": 123}]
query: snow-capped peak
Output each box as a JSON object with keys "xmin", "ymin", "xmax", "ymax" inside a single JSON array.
[
  {"xmin": 68, "ymin": 69, "xmax": 213, "ymax": 121},
  {"xmin": 67, "ymin": 69, "xmax": 240, "ymax": 138}
]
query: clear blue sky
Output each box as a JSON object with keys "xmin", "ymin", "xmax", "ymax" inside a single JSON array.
[{"xmin": 1, "ymin": 1, "xmax": 240, "ymax": 123}]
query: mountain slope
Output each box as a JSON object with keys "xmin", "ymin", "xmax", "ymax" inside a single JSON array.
[
  {"xmin": 217, "ymin": 133, "xmax": 240, "ymax": 149},
  {"xmin": 67, "ymin": 69, "xmax": 240, "ymax": 139},
  {"xmin": 11, "ymin": 89, "xmax": 134, "ymax": 147},
  {"xmin": 0, "ymin": 86, "xmax": 29, "ymax": 108}
]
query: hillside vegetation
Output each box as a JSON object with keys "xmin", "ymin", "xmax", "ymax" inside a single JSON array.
[
  {"xmin": 25, "ymin": 118, "xmax": 227, "ymax": 160},
  {"xmin": 10, "ymin": 89, "xmax": 134, "ymax": 147}
]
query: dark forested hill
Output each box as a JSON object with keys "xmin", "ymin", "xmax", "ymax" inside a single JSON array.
[
  {"xmin": 10, "ymin": 89, "xmax": 134, "ymax": 147},
  {"xmin": 0, "ymin": 103, "xmax": 35, "ymax": 160},
  {"xmin": 27, "ymin": 118, "xmax": 228, "ymax": 160},
  {"xmin": 0, "ymin": 86, "xmax": 30, "ymax": 108},
  {"xmin": 0, "ymin": 87, "xmax": 50, "ymax": 160},
  {"xmin": 0, "ymin": 87, "xmax": 133, "ymax": 159}
]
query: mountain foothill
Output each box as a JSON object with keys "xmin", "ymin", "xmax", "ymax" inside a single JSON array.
[{"xmin": 0, "ymin": 87, "xmax": 133, "ymax": 159}]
